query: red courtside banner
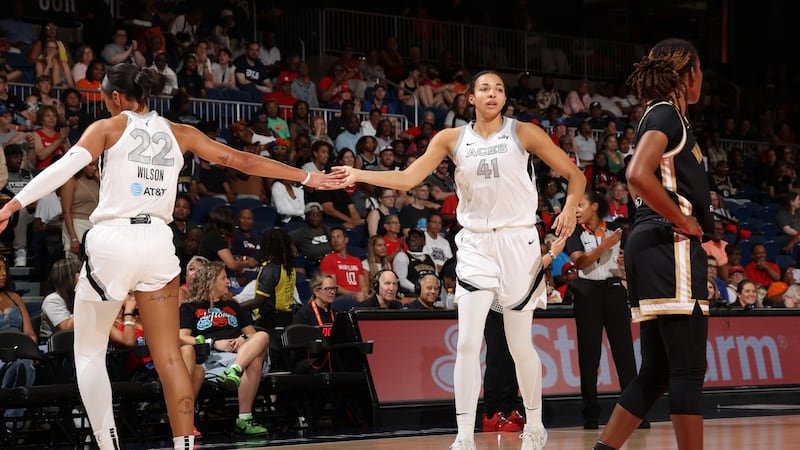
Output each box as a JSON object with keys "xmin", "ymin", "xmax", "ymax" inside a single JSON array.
[{"xmin": 358, "ymin": 316, "xmax": 797, "ymax": 403}]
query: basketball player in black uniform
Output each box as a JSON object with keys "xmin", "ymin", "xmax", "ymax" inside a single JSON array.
[{"xmin": 593, "ymin": 38, "xmax": 711, "ymax": 450}]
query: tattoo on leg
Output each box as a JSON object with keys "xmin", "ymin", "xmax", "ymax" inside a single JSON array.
[
  {"xmin": 178, "ymin": 395, "xmax": 194, "ymax": 415},
  {"xmin": 149, "ymin": 293, "xmax": 167, "ymax": 302}
]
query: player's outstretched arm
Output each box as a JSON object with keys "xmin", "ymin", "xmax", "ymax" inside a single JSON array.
[
  {"xmin": 172, "ymin": 122, "xmax": 345, "ymax": 190},
  {"xmin": 331, "ymin": 127, "xmax": 459, "ymax": 191}
]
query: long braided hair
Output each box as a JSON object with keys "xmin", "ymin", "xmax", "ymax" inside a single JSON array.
[{"xmin": 626, "ymin": 38, "xmax": 699, "ymax": 109}]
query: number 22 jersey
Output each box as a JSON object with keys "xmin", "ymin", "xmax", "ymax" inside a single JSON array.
[{"xmin": 90, "ymin": 110, "xmax": 184, "ymax": 224}]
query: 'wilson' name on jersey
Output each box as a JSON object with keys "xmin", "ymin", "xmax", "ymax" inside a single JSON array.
[{"xmin": 137, "ymin": 166, "xmax": 165, "ymax": 181}]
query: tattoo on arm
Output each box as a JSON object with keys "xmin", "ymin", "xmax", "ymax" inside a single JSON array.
[{"xmin": 218, "ymin": 154, "xmax": 230, "ymax": 165}]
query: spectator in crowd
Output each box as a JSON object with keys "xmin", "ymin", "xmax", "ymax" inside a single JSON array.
[
  {"xmin": 536, "ymin": 75, "xmax": 563, "ymax": 115},
  {"xmin": 62, "ymin": 88, "xmax": 93, "ymax": 145},
  {"xmin": 373, "ymin": 147, "xmax": 398, "ymax": 171},
  {"xmin": 702, "ymin": 220, "xmax": 729, "ymax": 268},
  {"xmin": 707, "ymin": 255, "xmax": 729, "ymax": 304},
  {"xmin": 781, "ymin": 284, "xmax": 800, "ymax": 308},
  {"xmin": 366, "ymin": 187, "xmax": 399, "ymax": 237},
  {"xmin": 360, "ymin": 109, "xmax": 382, "ymax": 137},
  {"xmin": 362, "ymin": 235, "xmax": 391, "ymax": 286},
  {"xmin": 708, "ymin": 160, "xmax": 737, "ymax": 199},
  {"xmin": 317, "ymin": 175, "xmax": 362, "ymax": 226},
  {"xmin": 231, "ymin": 208, "xmax": 262, "ymax": 285},
  {"xmin": 309, "ymin": 115, "xmax": 334, "ymax": 147},
  {"xmin": 75, "ymin": 60, "xmax": 105, "ymax": 103},
  {"xmin": 31, "ymin": 105, "xmax": 70, "ymax": 170},
  {"xmin": 262, "ymin": 72, "xmax": 298, "ymax": 110},
  {"xmin": 586, "ymin": 101, "xmax": 609, "ymax": 130},
  {"xmin": 288, "ymin": 100, "xmax": 311, "ymax": 140},
  {"xmin": 207, "ymin": 47, "xmax": 237, "ymax": 94},
  {"xmin": 744, "ymin": 243, "xmax": 781, "ymax": 289},
  {"xmin": 707, "ymin": 276, "xmax": 723, "ymax": 307},
  {"xmin": 508, "ymin": 72, "xmax": 537, "ymax": 116},
  {"xmin": 291, "ymin": 61, "xmax": 319, "ymax": 108},
  {"xmin": 293, "ymin": 273, "xmax": 336, "ymax": 326},
  {"xmin": 28, "ymin": 21, "xmax": 71, "ymax": 65},
  {"xmin": 564, "ymin": 79, "xmax": 592, "ymax": 118},
  {"xmin": 301, "ymin": 140, "xmax": 332, "ymax": 174},
  {"xmin": 400, "ymin": 181, "xmax": 435, "ymax": 236},
  {"xmin": 290, "ymin": 202, "xmax": 332, "ymax": 274},
  {"xmin": 776, "ymin": 192, "xmax": 800, "ymax": 253},
  {"xmin": 422, "ymin": 212, "xmax": 453, "ymax": 273},
  {"xmin": 198, "ymin": 207, "xmax": 260, "ymax": 278},
  {"xmin": 393, "ymin": 228, "xmax": 437, "ymax": 298},
  {"xmin": 179, "ymin": 261, "xmax": 270, "ymax": 436},
  {"xmin": 238, "ymin": 229, "xmax": 298, "ymax": 329},
  {"xmin": 192, "ymin": 40, "xmax": 213, "ymax": 82},
  {"xmin": 381, "ymin": 212, "xmax": 405, "ymax": 263},
  {"xmin": 0, "ymin": 254, "xmax": 37, "ymax": 427},
  {"xmin": 0, "ymin": 103, "xmax": 29, "ymax": 149},
  {"xmin": 177, "ymin": 53, "xmax": 207, "ymax": 99},
  {"xmin": 318, "ymin": 63, "xmax": 354, "ymax": 109},
  {"xmin": 335, "ymin": 148, "xmax": 359, "ymax": 195},
  {"xmin": 168, "ymin": 7, "xmax": 205, "ymax": 53},
  {"xmin": 353, "ymin": 135, "xmax": 378, "ymax": 170},
  {"xmin": 60, "ymin": 158, "xmax": 99, "ymax": 260},
  {"xmin": 101, "ymin": 26, "xmax": 145, "ymax": 67},
  {"xmin": 374, "ymin": 119, "xmax": 395, "ymax": 150},
  {"xmin": 151, "ymin": 53, "xmax": 179, "ymax": 96},
  {"xmin": 258, "ymin": 98, "xmax": 290, "ymax": 140},
  {"xmin": 39, "ymin": 258, "xmax": 80, "ymax": 342},
  {"xmin": 363, "ymin": 83, "xmax": 395, "ymax": 115},
  {"xmin": 234, "ymin": 41, "xmax": 273, "ymax": 102},
  {"xmin": 0, "ymin": 75, "xmax": 27, "ymax": 122},
  {"xmin": 359, "ymin": 269, "xmax": 403, "ymax": 309},
  {"xmin": 601, "ymin": 133, "xmax": 625, "ymax": 178},
  {"xmin": 321, "ymin": 226, "xmax": 370, "ymax": 308},
  {"xmin": 426, "ymin": 158, "xmax": 456, "ymax": 202},
  {"xmin": 335, "ymin": 114, "xmax": 364, "ymax": 154},
  {"xmin": 725, "ymin": 265, "xmax": 745, "ymax": 306},
  {"xmin": 272, "ymin": 178, "xmax": 305, "ymax": 224},
  {"xmin": 605, "ymin": 181, "xmax": 629, "ymax": 221},
  {"xmin": 734, "ymin": 279, "xmax": 762, "ymax": 310},
  {"xmin": 197, "ymin": 156, "xmax": 235, "ymax": 202},
  {"xmin": 35, "ymin": 39, "xmax": 74, "ymax": 88},
  {"xmin": 258, "ymin": 31, "xmax": 281, "ymax": 77},
  {"xmin": 25, "ymin": 75, "xmax": 65, "ymax": 124},
  {"xmin": 406, "ymin": 273, "xmax": 442, "ymax": 310},
  {"xmin": 444, "ymin": 93, "xmax": 471, "ymax": 129},
  {"xmin": 169, "ymin": 193, "xmax": 197, "ymax": 266},
  {"xmin": 573, "ymin": 121, "xmax": 597, "ymax": 168},
  {"xmin": 211, "ymin": 9, "xmax": 241, "ymax": 57},
  {"xmin": 584, "ymin": 152, "xmax": 617, "ymax": 194}
]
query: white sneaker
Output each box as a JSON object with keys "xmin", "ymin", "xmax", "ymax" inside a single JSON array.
[
  {"xmin": 13, "ymin": 249, "xmax": 26, "ymax": 267},
  {"xmin": 450, "ymin": 437, "xmax": 476, "ymax": 450},
  {"xmin": 520, "ymin": 424, "xmax": 548, "ymax": 450}
]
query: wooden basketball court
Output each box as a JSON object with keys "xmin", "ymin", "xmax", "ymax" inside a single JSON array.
[{"xmin": 184, "ymin": 415, "xmax": 800, "ymax": 449}]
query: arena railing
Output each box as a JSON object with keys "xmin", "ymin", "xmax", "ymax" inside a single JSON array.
[
  {"xmin": 275, "ymin": 8, "xmax": 647, "ymax": 80},
  {"xmin": 8, "ymin": 83, "xmax": 409, "ymax": 136}
]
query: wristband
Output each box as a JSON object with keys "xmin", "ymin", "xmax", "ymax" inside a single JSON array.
[
  {"xmin": 71, "ymin": 238, "xmax": 79, "ymax": 242},
  {"xmin": 123, "ymin": 321, "xmax": 135, "ymax": 326},
  {"xmin": 240, "ymin": 333, "xmax": 248, "ymax": 340},
  {"xmin": 123, "ymin": 313, "xmax": 135, "ymax": 317},
  {"xmin": 547, "ymin": 250, "xmax": 555, "ymax": 259},
  {"xmin": 207, "ymin": 338, "xmax": 214, "ymax": 348},
  {"xmin": 300, "ymin": 171, "xmax": 312, "ymax": 186}
]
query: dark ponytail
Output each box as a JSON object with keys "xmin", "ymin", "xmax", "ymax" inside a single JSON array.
[
  {"xmin": 586, "ymin": 189, "xmax": 609, "ymax": 219},
  {"xmin": 102, "ymin": 63, "xmax": 166, "ymax": 106}
]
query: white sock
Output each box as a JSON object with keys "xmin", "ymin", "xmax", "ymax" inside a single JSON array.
[
  {"xmin": 173, "ymin": 435, "xmax": 194, "ymax": 449},
  {"xmin": 93, "ymin": 427, "xmax": 119, "ymax": 450},
  {"xmin": 238, "ymin": 412, "xmax": 253, "ymax": 420}
]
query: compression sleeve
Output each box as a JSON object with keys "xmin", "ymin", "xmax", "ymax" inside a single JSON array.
[{"xmin": 14, "ymin": 145, "xmax": 94, "ymax": 208}]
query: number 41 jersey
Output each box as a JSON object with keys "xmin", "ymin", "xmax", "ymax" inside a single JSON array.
[
  {"xmin": 90, "ymin": 110, "xmax": 184, "ymax": 224},
  {"xmin": 452, "ymin": 117, "xmax": 538, "ymax": 232}
]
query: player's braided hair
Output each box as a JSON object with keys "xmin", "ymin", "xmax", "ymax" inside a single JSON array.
[{"xmin": 626, "ymin": 38, "xmax": 698, "ymax": 106}]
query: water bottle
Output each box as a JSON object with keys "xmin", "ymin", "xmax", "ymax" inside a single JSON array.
[{"xmin": 445, "ymin": 288, "xmax": 456, "ymax": 310}]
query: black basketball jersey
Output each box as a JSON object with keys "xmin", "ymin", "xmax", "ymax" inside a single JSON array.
[{"xmin": 632, "ymin": 101, "xmax": 713, "ymax": 234}]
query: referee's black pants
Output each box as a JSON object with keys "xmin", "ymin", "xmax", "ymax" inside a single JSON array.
[
  {"xmin": 572, "ymin": 277, "xmax": 637, "ymax": 423},
  {"xmin": 482, "ymin": 309, "xmax": 523, "ymax": 416}
]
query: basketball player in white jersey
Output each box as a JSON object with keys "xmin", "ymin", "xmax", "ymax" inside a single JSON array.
[
  {"xmin": 332, "ymin": 70, "xmax": 585, "ymax": 450},
  {"xmin": 0, "ymin": 63, "xmax": 340, "ymax": 450}
]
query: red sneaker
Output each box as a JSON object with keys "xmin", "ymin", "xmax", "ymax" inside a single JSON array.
[
  {"xmin": 507, "ymin": 410, "xmax": 526, "ymax": 429},
  {"xmin": 482, "ymin": 412, "xmax": 522, "ymax": 432}
]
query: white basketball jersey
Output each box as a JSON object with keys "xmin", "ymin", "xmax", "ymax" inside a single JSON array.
[
  {"xmin": 90, "ymin": 111, "xmax": 184, "ymax": 224},
  {"xmin": 453, "ymin": 117, "xmax": 538, "ymax": 232}
]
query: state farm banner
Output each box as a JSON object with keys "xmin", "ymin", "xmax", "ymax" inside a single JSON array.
[{"xmin": 357, "ymin": 316, "xmax": 798, "ymax": 403}]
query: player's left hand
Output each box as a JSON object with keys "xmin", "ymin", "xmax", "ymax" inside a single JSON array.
[
  {"xmin": 329, "ymin": 166, "xmax": 359, "ymax": 188},
  {"xmin": 549, "ymin": 235, "xmax": 567, "ymax": 255},
  {"xmin": 306, "ymin": 170, "xmax": 349, "ymax": 190},
  {"xmin": 552, "ymin": 205, "xmax": 577, "ymax": 238}
]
